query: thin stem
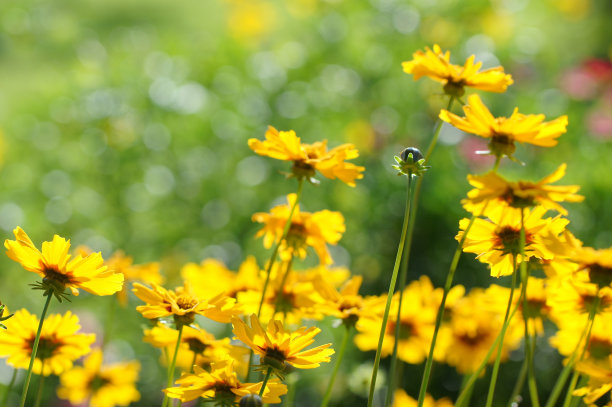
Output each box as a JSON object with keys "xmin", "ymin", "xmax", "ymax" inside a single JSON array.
[
  {"xmin": 33, "ymin": 360, "xmax": 46, "ymax": 407},
  {"xmin": 493, "ymin": 156, "xmax": 502, "ymax": 172},
  {"xmin": 19, "ymin": 292, "xmax": 53, "ymax": 407},
  {"xmin": 459, "ymin": 374, "xmax": 474, "ymax": 407},
  {"xmin": 1, "ymin": 368, "xmax": 17, "ymax": 407},
  {"xmin": 544, "ymin": 295, "xmax": 601, "ymax": 407},
  {"xmin": 424, "ymin": 97, "xmax": 454, "ymax": 161},
  {"xmin": 417, "ymin": 211, "xmax": 481, "ymax": 407},
  {"xmin": 484, "ymin": 263, "xmax": 518, "ymax": 407},
  {"xmin": 508, "ymin": 357, "xmax": 528, "ymax": 407},
  {"xmin": 176, "ymin": 353, "xmax": 197, "ymax": 407},
  {"xmin": 162, "ymin": 324, "xmax": 184, "ymax": 407},
  {"xmin": 102, "ymin": 295, "xmax": 117, "ymax": 348},
  {"xmin": 455, "ymin": 299, "xmax": 521, "ymax": 407},
  {"xmin": 259, "ymin": 367, "xmax": 273, "ymax": 397},
  {"xmin": 321, "ymin": 326, "xmax": 351, "ymax": 407},
  {"xmin": 384, "ymin": 277, "xmax": 407, "ymax": 407},
  {"xmin": 561, "ymin": 295, "xmax": 600, "ymax": 407},
  {"xmin": 519, "ymin": 209, "xmax": 540, "ymax": 407},
  {"xmin": 285, "ymin": 374, "xmax": 296, "ymax": 407},
  {"xmin": 367, "ymin": 174, "xmax": 414, "ymax": 407},
  {"xmin": 246, "ymin": 178, "xmax": 304, "ymax": 382}
]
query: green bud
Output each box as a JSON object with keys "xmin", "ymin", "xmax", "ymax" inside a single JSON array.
[{"xmin": 240, "ymin": 394, "xmax": 263, "ymax": 407}]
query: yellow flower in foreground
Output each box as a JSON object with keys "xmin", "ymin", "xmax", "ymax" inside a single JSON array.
[
  {"xmin": 57, "ymin": 349, "xmax": 140, "ymax": 407},
  {"xmin": 573, "ymin": 356, "xmax": 612, "ymax": 406},
  {"xmin": 105, "ymin": 250, "xmax": 163, "ymax": 306},
  {"xmin": 392, "ymin": 388, "xmax": 454, "ymax": 407},
  {"xmin": 439, "ymin": 94, "xmax": 568, "ymax": 159},
  {"xmin": 456, "ymin": 206, "xmax": 568, "ymax": 277},
  {"xmin": 248, "ymin": 126, "xmax": 365, "ymax": 186},
  {"xmin": 164, "ymin": 359, "xmax": 286, "ymax": 404},
  {"xmin": 572, "ymin": 246, "xmax": 612, "ymax": 288},
  {"xmin": 462, "ymin": 163, "xmax": 584, "ymax": 216},
  {"xmin": 232, "ymin": 314, "xmax": 334, "ymax": 375},
  {"xmin": 4, "ymin": 227, "xmax": 123, "ymax": 297},
  {"xmin": 0, "ymin": 309, "xmax": 94, "ymax": 376},
  {"xmin": 551, "ymin": 312, "xmax": 612, "ymax": 361},
  {"xmin": 402, "ymin": 44, "xmax": 513, "ymax": 96},
  {"xmin": 132, "ymin": 282, "xmax": 238, "ymax": 325},
  {"xmin": 252, "ymin": 193, "xmax": 345, "ymax": 265}
]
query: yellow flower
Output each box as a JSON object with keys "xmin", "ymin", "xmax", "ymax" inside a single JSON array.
[
  {"xmin": 313, "ymin": 275, "xmax": 386, "ymax": 327},
  {"xmin": 164, "ymin": 358, "xmax": 287, "ymax": 404},
  {"xmin": 462, "ymin": 163, "xmax": 584, "ymax": 216},
  {"xmin": 354, "ymin": 276, "xmax": 449, "ymax": 364},
  {"xmin": 392, "ymin": 388, "xmax": 454, "ymax": 407},
  {"xmin": 57, "ymin": 349, "xmax": 140, "ymax": 407},
  {"xmin": 253, "ymin": 194, "xmax": 345, "ymax": 265},
  {"xmin": 0, "ymin": 309, "xmax": 94, "ymax": 376},
  {"xmin": 572, "ymin": 246, "xmax": 612, "ymax": 288},
  {"xmin": 232, "ymin": 314, "xmax": 334, "ymax": 375},
  {"xmin": 518, "ymin": 277, "xmax": 552, "ymax": 336},
  {"xmin": 547, "ymin": 275, "xmax": 612, "ymax": 323},
  {"xmin": 456, "ymin": 206, "xmax": 568, "ymax": 277},
  {"xmin": 248, "ymin": 126, "xmax": 365, "ymax": 186},
  {"xmin": 181, "ymin": 256, "xmax": 262, "ymax": 301},
  {"xmin": 238, "ymin": 262, "xmax": 325, "ymax": 325},
  {"xmin": 402, "ymin": 44, "xmax": 513, "ymax": 96},
  {"xmin": 132, "ymin": 282, "xmax": 238, "ymax": 325},
  {"xmin": 551, "ymin": 312, "xmax": 612, "ymax": 361},
  {"xmin": 443, "ymin": 286, "xmax": 523, "ymax": 374},
  {"xmin": 573, "ymin": 356, "xmax": 612, "ymax": 406},
  {"xmin": 439, "ymin": 94, "xmax": 568, "ymax": 159},
  {"xmin": 143, "ymin": 323, "xmax": 246, "ymax": 372},
  {"xmin": 105, "ymin": 250, "xmax": 163, "ymax": 306},
  {"xmin": 4, "ymin": 227, "xmax": 123, "ymax": 297}
]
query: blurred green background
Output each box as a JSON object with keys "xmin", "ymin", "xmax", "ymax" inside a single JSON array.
[{"xmin": 1, "ymin": 0, "xmax": 612, "ymax": 405}]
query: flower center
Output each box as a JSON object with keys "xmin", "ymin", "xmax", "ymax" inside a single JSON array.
[
  {"xmin": 588, "ymin": 338, "xmax": 612, "ymax": 359},
  {"xmin": 587, "ymin": 264, "xmax": 612, "ymax": 288},
  {"xmin": 495, "ymin": 226, "xmax": 523, "ymax": 256},
  {"xmin": 501, "ymin": 187, "xmax": 537, "ymax": 209},
  {"xmin": 262, "ymin": 346, "xmax": 287, "ymax": 371},
  {"xmin": 176, "ymin": 295, "xmax": 198, "ymax": 311},
  {"xmin": 90, "ymin": 374, "xmax": 111, "ymax": 392},
  {"xmin": 185, "ymin": 337, "xmax": 209, "ymax": 354},
  {"xmin": 386, "ymin": 320, "xmax": 415, "ymax": 340},
  {"xmin": 291, "ymin": 160, "xmax": 316, "ymax": 180},
  {"xmin": 443, "ymin": 80, "xmax": 465, "ymax": 97},
  {"xmin": 30, "ymin": 336, "xmax": 60, "ymax": 360},
  {"xmin": 286, "ymin": 223, "xmax": 307, "ymax": 251},
  {"xmin": 521, "ymin": 298, "xmax": 548, "ymax": 319},
  {"xmin": 489, "ymin": 133, "xmax": 516, "ymax": 157},
  {"xmin": 456, "ymin": 329, "xmax": 491, "ymax": 347}
]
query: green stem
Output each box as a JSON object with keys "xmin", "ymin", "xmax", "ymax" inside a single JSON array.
[
  {"xmin": 544, "ymin": 295, "xmax": 600, "ymax": 407},
  {"xmin": 246, "ymin": 178, "xmax": 304, "ymax": 382},
  {"xmin": 382, "ymin": 97, "xmax": 453, "ymax": 407},
  {"xmin": 1, "ymin": 368, "xmax": 17, "ymax": 407},
  {"xmin": 459, "ymin": 374, "xmax": 474, "ymax": 407},
  {"xmin": 33, "ymin": 360, "xmax": 46, "ymax": 407},
  {"xmin": 508, "ymin": 356, "xmax": 528, "ymax": 407},
  {"xmin": 162, "ymin": 324, "xmax": 184, "ymax": 407},
  {"xmin": 19, "ymin": 292, "xmax": 53, "ymax": 407},
  {"xmin": 455, "ymin": 299, "xmax": 521, "ymax": 407},
  {"xmin": 519, "ymin": 209, "xmax": 540, "ymax": 407},
  {"xmin": 416, "ymin": 212, "xmax": 481, "ymax": 407},
  {"xmin": 102, "ymin": 295, "xmax": 117, "ymax": 348},
  {"xmin": 492, "ymin": 156, "xmax": 501, "ymax": 172},
  {"xmin": 259, "ymin": 367, "xmax": 273, "ymax": 397},
  {"xmin": 561, "ymin": 295, "xmax": 600, "ymax": 407},
  {"xmin": 367, "ymin": 174, "xmax": 414, "ymax": 407},
  {"xmin": 285, "ymin": 374, "xmax": 296, "ymax": 407},
  {"xmin": 484, "ymin": 262, "xmax": 518, "ymax": 407},
  {"xmin": 321, "ymin": 326, "xmax": 351, "ymax": 407}
]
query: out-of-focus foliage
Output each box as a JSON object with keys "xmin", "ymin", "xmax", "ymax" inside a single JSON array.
[{"xmin": 1, "ymin": 0, "xmax": 611, "ymax": 405}]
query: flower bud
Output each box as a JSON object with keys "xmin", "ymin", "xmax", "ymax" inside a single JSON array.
[
  {"xmin": 240, "ymin": 394, "xmax": 263, "ymax": 407},
  {"xmin": 400, "ymin": 147, "xmax": 424, "ymax": 163}
]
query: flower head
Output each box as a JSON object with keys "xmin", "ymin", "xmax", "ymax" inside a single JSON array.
[
  {"xmin": 456, "ymin": 206, "xmax": 568, "ymax": 277},
  {"xmin": 0, "ymin": 309, "xmax": 95, "ymax": 376},
  {"xmin": 105, "ymin": 250, "xmax": 163, "ymax": 306},
  {"xmin": 573, "ymin": 356, "xmax": 612, "ymax": 406},
  {"xmin": 439, "ymin": 94, "xmax": 568, "ymax": 159},
  {"xmin": 132, "ymin": 282, "xmax": 239, "ymax": 326},
  {"xmin": 392, "ymin": 388, "xmax": 453, "ymax": 407},
  {"xmin": 232, "ymin": 314, "xmax": 334, "ymax": 377},
  {"xmin": 5, "ymin": 227, "xmax": 123, "ymax": 299},
  {"xmin": 252, "ymin": 194, "xmax": 345, "ymax": 265},
  {"xmin": 57, "ymin": 349, "xmax": 140, "ymax": 407},
  {"xmin": 248, "ymin": 126, "xmax": 365, "ymax": 186},
  {"xmin": 164, "ymin": 358, "xmax": 287, "ymax": 405},
  {"xmin": 402, "ymin": 44, "xmax": 513, "ymax": 96},
  {"xmin": 462, "ymin": 163, "xmax": 584, "ymax": 216},
  {"xmin": 572, "ymin": 246, "xmax": 612, "ymax": 288}
]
